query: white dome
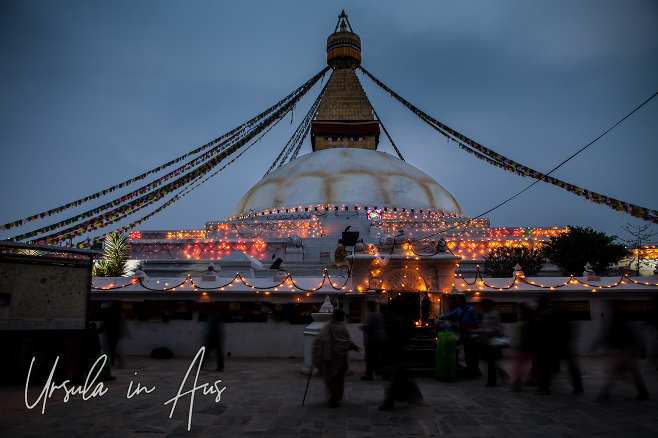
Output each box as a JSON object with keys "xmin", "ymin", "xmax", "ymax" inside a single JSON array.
[{"xmin": 230, "ymin": 148, "xmax": 464, "ymax": 217}]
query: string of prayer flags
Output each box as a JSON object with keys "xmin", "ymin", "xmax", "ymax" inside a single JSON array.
[{"xmin": 359, "ymin": 66, "xmax": 658, "ymax": 224}]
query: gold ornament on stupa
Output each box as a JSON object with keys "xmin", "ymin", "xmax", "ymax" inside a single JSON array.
[{"xmin": 311, "ymin": 11, "xmax": 380, "ymax": 152}]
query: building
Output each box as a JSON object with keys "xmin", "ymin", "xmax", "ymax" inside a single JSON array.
[{"xmin": 91, "ymin": 12, "xmax": 657, "ymax": 360}]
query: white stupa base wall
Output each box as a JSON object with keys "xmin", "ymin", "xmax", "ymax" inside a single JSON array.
[{"xmin": 98, "ymin": 318, "xmax": 367, "ymax": 360}]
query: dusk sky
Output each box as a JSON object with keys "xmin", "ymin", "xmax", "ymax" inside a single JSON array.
[{"xmin": 1, "ymin": 1, "xmax": 657, "ymax": 244}]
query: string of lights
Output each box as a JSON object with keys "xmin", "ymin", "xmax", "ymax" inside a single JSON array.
[
  {"xmin": 454, "ymin": 265, "xmax": 658, "ymax": 291},
  {"xmin": 91, "ymin": 268, "xmax": 351, "ymax": 293}
]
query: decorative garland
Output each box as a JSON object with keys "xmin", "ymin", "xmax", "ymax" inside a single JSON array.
[
  {"xmin": 92, "ymin": 268, "xmax": 351, "ymax": 293},
  {"xmin": 50, "ymin": 117, "xmax": 286, "ymax": 247},
  {"xmin": 265, "ymin": 79, "xmax": 329, "ymax": 175},
  {"xmin": 229, "ymin": 203, "xmax": 445, "ymax": 221},
  {"xmin": 211, "ymin": 221, "xmax": 321, "ymax": 233},
  {"xmin": 375, "ymin": 220, "xmax": 474, "ymax": 231},
  {"xmin": 283, "ymin": 82, "xmax": 327, "ymax": 163},
  {"xmin": 28, "ymin": 96, "xmax": 296, "ymax": 243},
  {"xmin": 1, "ymin": 68, "xmax": 329, "ymax": 232},
  {"xmin": 15, "ymin": 68, "xmax": 330, "ymax": 245},
  {"xmin": 456, "ymin": 265, "xmax": 658, "ymax": 290},
  {"xmin": 359, "ymin": 66, "xmax": 658, "ymax": 224},
  {"xmin": 129, "ymin": 241, "xmax": 285, "ymax": 256}
]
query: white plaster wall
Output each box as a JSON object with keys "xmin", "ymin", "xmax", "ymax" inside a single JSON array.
[
  {"xmin": 99, "ymin": 318, "xmax": 367, "ymax": 359},
  {"xmin": 96, "ymin": 297, "xmax": 654, "ymax": 359}
]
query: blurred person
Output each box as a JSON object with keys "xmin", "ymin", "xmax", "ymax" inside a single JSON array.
[
  {"xmin": 441, "ymin": 295, "xmax": 480, "ymax": 378},
  {"xmin": 97, "ymin": 302, "xmax": 125, "ymax": 368},
  {"xmin": 646, "ymin": 296, "xmax": 658, "ymax": 370},
  {"xmin": 510, "ymin": 303, "xmax": 540, "ymax": 392},
  {"xmin": 435, "ymin": 316, "xmax": 457, "ymax": 381},
  {"xmin": 313, "ymin": 308, "xmax": 360, "ymax": 408},
  {"xmin": 594, "ymin": 300, "xmax": 650, "ymax": 402},
  {"xmin": 378, "ymin": 308, "xmax": 423, "ymax": 410},
  {"xmin": 536, "ymin": 296, "xmax": 583, "ymax": 395},
  {"xmin": 475, "ymin": 299, "xmax": 509, "ymax": 387},
  {"xmin": 204, "ymin": 306, "xmax": 225, "ymax": 372},
  {"xmin": 85, "ymin": 322, "xmax": 114, "ymax": 381},
  {"xmin": 360, "ymin": 301, "xmax": 386, "ymax": 381}
]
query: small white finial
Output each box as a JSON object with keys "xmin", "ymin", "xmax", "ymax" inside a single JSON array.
[
  {"xmin": 320, "ymin": 295, "xmax": 335, "ymax": 313},
  {"xmin": 202, "ymin": 262, "xmax": 218, "ymax": 282},
  {"xmin": 583, "ymin": 262, "xmax": 600, "ymax": 281},
  {"xmin": 514, "ymin": 264, "xmax": 524, "ymax": 277}
]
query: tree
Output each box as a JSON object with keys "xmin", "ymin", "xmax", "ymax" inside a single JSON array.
[
  {"xmin": 618, "ymin": 223, "xmax": 658, "ymax": 275},
  {"xmin": 541, "ymin": 226, "xmax": 628, "ymax": 276},
  {"xmin": 93, "ymin": 232, "xmax": 131, "ymax": 277},
  {"xmin": 483, "ymin": 245, "xmax": 544, "ymax": 278}
]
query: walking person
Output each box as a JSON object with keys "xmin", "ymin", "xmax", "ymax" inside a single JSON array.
[
  {"xmin": 475, "ymin": 299, "xmax": 508, "ymax": 387},
  {"xmin": 312, "ymin": 308, "xmax": 360, "ymax": 408},
  {"xmin": 510, "ymin": 303, "xmax": 540, "ymax": 392},
  {"xmin": 360, "ymin": 301, "xmax": 386, "ymax": 381},
  {"xmin": 441, "ymin": 295, "xmax": 480, "ymax": 378},
  {"xmin": 378, "ymin": 308, "xmax": 423, "ymax": 410},
  {"xmin": 204, "ymin": 306, "xmax": 225, "ymax": 372},
  {"xmin": 536, "ymin": 296, "xmax": 583, "ymax": 395},
  {"xmin": 594, "ymin": 300, "xmax": 650, "ymax": 402},
  {"xmin": 98, "ymin": 302, "xmax": 125, "ymax": 368}
]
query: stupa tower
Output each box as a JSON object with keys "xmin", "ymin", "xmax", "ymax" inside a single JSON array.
[
  {"xmin": 311, "ymin": 11, "xmax": 380, "ymax": 152},
  {"xmin": 227, "ymin": 11, "xmax": 464, "ymax": 218}
]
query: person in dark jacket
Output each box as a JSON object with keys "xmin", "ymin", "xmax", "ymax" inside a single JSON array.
[
  {"xmin": 313, "ymin": 308, "xmax": 360, "ymax": 408},
  {"xmin": 360, "ymin": 301, "xmax": 386, "ymax": 380},
  {"xmin": 594, "ymin": 300, "xmax": 650, "ymax": 402},
  {"xmin": 442, "ymin": 295, "xmax": 480, "ymax": 378}
]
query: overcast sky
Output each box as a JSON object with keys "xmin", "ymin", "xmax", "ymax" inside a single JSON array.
[{"xmin": 1, "ymin": 1, "xmax": 657, "ymax": 244}]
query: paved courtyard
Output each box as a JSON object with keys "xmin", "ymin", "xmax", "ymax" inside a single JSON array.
[{"xmin": 1, "ymin": 353, "xmax": 657, "ymax": 437}]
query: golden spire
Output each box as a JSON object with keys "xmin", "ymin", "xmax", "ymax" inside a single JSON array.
[
  {"xmin": 310, "ymin": 12, "xmax": 379, "ymax": 152},
  {"xmin": 326, "ymin": 10, "xmax": 362, "ymax": 69}
]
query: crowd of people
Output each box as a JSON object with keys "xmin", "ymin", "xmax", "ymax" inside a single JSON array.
[
  {"xmin": 312, "ymin": 295, "xmax": 653, "ymax": 409},
  {"xmin": 86, "ymin": 295, "xmax": 654, "ymax": 409},
  {"xmin": 313, "ymin": 304, "xmax": 423, "ymax": 410}
]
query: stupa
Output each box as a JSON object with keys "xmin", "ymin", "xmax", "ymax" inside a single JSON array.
[{"xmin": 94, "ymin": 12, "xmax": 656, "ymax": 360}]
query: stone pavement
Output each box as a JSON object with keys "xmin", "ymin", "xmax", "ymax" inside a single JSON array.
[{"xmin": 1, "ymin": 353, "xmax": 657, "ymax": 438}]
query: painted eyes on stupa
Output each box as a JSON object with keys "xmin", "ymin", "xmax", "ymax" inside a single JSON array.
[{"xmin": 325, "ymin": 136, "xmax": 365, "ymax": 142}]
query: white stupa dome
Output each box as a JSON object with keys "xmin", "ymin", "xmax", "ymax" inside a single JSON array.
[{"xmin": 229, "ymin": 148, "xmax": 464, "ymax": 217}]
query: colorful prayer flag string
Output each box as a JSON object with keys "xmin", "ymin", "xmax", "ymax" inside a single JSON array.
[{"xmin": 359, "ymin": 66, "xmax": 658, "ymax": 224}]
